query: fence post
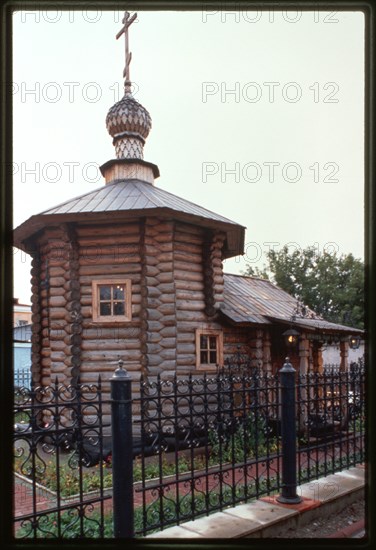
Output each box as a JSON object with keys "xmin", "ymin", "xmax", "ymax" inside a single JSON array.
[
  {"xmin": 111, "ymin": 359, "xmax": 134, "ymax": 538},
  {"xmin": 277, "ymin": 357, "xmax": 302, "ymax": 504}
]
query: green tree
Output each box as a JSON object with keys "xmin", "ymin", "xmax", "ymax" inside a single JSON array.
[{"xmin": 245, "ymin": 246, "xmax": 364, "ymax": 329}]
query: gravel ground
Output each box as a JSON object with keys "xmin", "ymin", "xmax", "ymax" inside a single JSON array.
[{"xmin": 277, "ymin": 498, "xmax": 365, "ymax": 538}]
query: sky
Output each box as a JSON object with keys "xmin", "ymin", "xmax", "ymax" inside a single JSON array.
[{"xmin": 12, "ymin": 8, "xmax": 365, "ymax": 304}]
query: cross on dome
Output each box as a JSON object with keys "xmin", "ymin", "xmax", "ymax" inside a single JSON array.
[
  {"xmin": 116, "ymin": 11, "xmax": 137, "ymax": 93},
  {"xmin": 106, "ymin": 11, "xmax": 152, "ymax": 162}
]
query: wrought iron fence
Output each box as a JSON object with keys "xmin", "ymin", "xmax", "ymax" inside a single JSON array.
[
  {"xmin": 297, "ymin": 362, "xmax": 365, "ymax": 486},
  {"xmin": 135, "ymin": 359, "xmax": 365, "ymax": 536},
  {"xmin": 14, "ymin": 378, "xmax": 112, "ymax": 539},
  {"xmin": 13, "ymin": 359, "xmax": 365, "ymax": 539},
  {"xmin": 135, "ymin": 370, "xmax": 283, "ymax": 535}
]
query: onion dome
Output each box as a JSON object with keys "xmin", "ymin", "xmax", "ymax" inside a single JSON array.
[{"xmin": 106, "ymin": 91, "xmax": 152, "ymax": 160}]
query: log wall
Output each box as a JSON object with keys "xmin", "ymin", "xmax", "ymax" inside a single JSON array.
[
  {"xmin": 29, "ymin": 216, "xmax": 252, "ymax": 391},
  {"xmin": 141, "ymin": 218, "xmax": 177, "ymax": 378},
  {"xmin": 76, "ymin": 222, "xmax": 143, "ymax": 393}
]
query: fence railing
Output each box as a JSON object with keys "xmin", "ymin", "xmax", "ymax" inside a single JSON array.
[
  {"xmin": 13, "ymin": 358, "xmax": 365, "ymax": 539},
  {"xmin": 14, "ymin": 378, "xmax": 112, "ymax": 538}
]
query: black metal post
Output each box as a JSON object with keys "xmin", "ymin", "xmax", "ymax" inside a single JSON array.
[
  {"xmin": 111, "ymin": 359, "xmax": 134, "ymax": 537},
  {"xmin": 277, "ymin": 357, "xmax": 302, "ymax": 504}
]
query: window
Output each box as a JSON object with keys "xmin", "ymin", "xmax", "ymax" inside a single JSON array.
[
  {"xmin": 92, "ymin": 279, "xmax": 132, "ymax": 322},
  {"xmin": 196, "ymin": 329, "xmax": 223, "ymax": 370}
]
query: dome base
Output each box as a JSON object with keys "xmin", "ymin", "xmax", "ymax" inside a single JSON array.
[{"xmin": 100, "ymin": 158, "xmax": 160, "ymax": 185}]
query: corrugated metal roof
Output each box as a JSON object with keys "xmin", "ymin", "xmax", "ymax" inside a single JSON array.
[
  {"xmin": 222, "ymin": 274, "xmax": 362, "ymax": 334},
  {"xmin": 40, "ymin": 180, "xmax": 240, "ymax": 224},
  {"xmin": 14, "ymin": 179, "xmax": 245, "ymax": 258}
]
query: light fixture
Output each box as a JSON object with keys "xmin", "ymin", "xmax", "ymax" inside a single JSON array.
[
  {"xmin": 283, "ymin": 328, "xmax": 300, "ymax": 348},
  {"xmin": 349, "ymin": 335, "xmax": 361, "ymax": 350}
]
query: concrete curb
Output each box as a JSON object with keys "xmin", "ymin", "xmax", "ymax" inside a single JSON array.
[
  {"xmin": 327, "ymin": 518, "xmax": 365, "ymax": 538},
  {"xmin": 146, "ymin": 465, "xmax": 365, "ymax": 539}
]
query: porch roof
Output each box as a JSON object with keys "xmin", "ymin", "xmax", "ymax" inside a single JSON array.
[{"xmin": 222, "ymin": 273, "xmax": 363, "ymax": 335}]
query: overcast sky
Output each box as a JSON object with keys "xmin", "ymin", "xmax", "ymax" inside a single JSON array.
[{"xmin": 12, "ymin": 8, "xmax": 365, "ymax": 304}]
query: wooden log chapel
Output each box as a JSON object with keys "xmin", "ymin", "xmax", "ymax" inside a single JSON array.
[{"xmin": 14, "ymin": 12, "xmax": 362, "ymax": 404}]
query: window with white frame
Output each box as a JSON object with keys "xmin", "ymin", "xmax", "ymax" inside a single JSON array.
[{"xmin": 92, "ymin": 279, "xmax": 132, "ymax": 322}]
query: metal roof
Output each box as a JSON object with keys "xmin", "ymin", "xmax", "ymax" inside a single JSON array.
[
  {"xmin": 222, "ymin": 274, "xmax": 362, "ymax": 334},
  {"xmin": 14, "ymin": 179, "xmax": 245, "ymax": 258}
]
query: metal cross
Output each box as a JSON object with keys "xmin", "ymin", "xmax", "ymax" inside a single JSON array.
[{"xmin": 116, "ymin": 11, "xmax": 137, "ymax": 91}]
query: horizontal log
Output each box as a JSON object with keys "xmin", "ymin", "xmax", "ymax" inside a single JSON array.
[
  {"xmin": 79, "ymin": 366, "xmax": 142, "ymax": 379},
  {"xmin": 144, "ymin": 343, "xmax": 162, "ymax": 355},
  {"xmin": 144, "ymin": 265, "xmax": 159, "ymax": 277},
  {"xmin": 82, "ymin": 327, "xmax": 140, "ymax": 339},
  {"xmin": 47, "ymin": 276, "xmax": 66, "ymax": 287},
  {"xmin": 144, "ymin": 242, "xmax": 175, "ymax": 254},
  {"xmin": 156, "ymin": 282, "xmax": 175, "ymax": 294},
  {"xmin": 48, "ymin": 286, "xmax": 65, "ymax": 298},
  {"xmin": 174, "ymin": 260, "xmax": 202, "ymax": 273},
  {"xmin": 145, "ymin": 220, "xmax": 174, "ymax": 233},
  {"xmin": 48, "ymin": 266, "xmax": 67, "ymax": 278},
  {"xmin": 79, "ymin": 255, "xmax": 141, "ymax": 266},
  {"xmin": 175, "ymin": 222, "xmax": 203, "ymax": 236},
  {"xmin": 160, "ymin": 337, "xmax": 177, "ymax": 348},
  {"xmin": 176, "ymin": 312, "xmax": 207, "ymax": 324},
  {"xmin": 157, "ymin": 303, "xmax": 176, "ymax": 315},
  {"xmin": 78, "ymin": 240, "xmax": 140, "ymax": 252},
  {"xmin": 176, "ymin": 330, "xmax": 195, "ymax": 342},
  {"xmin": 63, "ymin": 333, "xmax": 82, "ymax": 346},
  {"xmin": 145, "ymin": 276, "xmax": 159, "ymax": 287},
  {"xmin": 49, "ymin": 295, "xmax": 66, "ymax": 308},
  {"xmin": 50, "ymin": 351, "xmax": 66, "ymax": 361},
  {"xmin": 147, "ymin": 320, "xmax": 164, "ymax": 332},
  {"xmin": 175, "ymin": 279, "xmax": 204, "ymax": 294},
  {"xmin": 63, "ymin": 355, "xmax": 81, "ymax": 368},
  {"xmin": 177, "ymin": 320, "xmax": 217, "ymax": 331},
  {"xmin": 49, "ymin": 310, "xmax": 68, "ymax": 321},
  {"xmin": 174, "ymin": 240, "xmax": 202, "ymax": 253},
  {"xmin": 176, "ymin": 300, "xmax": 205, "ymax": 312},
  {"xmin": 49, "ymin": 340, "xmax": 66, "ymax": 351},
  {"xmin": 64, "ymin": 290, "xmax": 81, "ymax": 302},
  {"xmin": 79, "ymin": 264, "xmax": 141, "ymax": 276},
  {"xmin": 75, "ymin": 224, "xmax": 139, "ymax": 238},
  {"xmin": 64, "ymin": 279, "xmax": 80, "ymax": 291},
  {"xmin": 147, "ymin": 355, "xmax": 163, "ymax": 367},
  {"xmin": 148, "ymin": 253, "xmax": 172, "ymax": 265},
  {"xmin": 157, "ymin": 261, "xmax": 174, "ymax": 272},
  {"xmin": 160, "ymin": 349, "xmax": 176, "ymax": 360},
  {"xmin": 81, "ymin": 350, "xmax": 142, "ymax": 362},
  {"xmin": 146, "ymin": 309, "xmax": 163, "ymax": 321},
  {"xmin": 81, "ymin": 339, "xmax": 140, "ymax": 351},
  {"xmin": 160, "ymin": 326, "xmax": 177, "ymax": 338},
  {"xmin": 175, "ymin": 290, "xmax": 205, "ymax": 302},
  {"xmin": 176, "ymin": 343, "xmax": 195, "ymax": 354},
  {"xmin": 158, "ymin": 293, "xmax": 176, "ymax": 306},
  {"xmin": 176, "ymin": 355, "xmax": 196, "ymax": 366},
  {"xmin": 155, "ymin": 272, "xmax": 174, "ymax": 284},
  {"xmin": 142, "ymin": 243, "xmax": 159, "ymax": 256},
  {"xmin": 173, "ymin": 251, "xmax": 202, "ymax": 263}
]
